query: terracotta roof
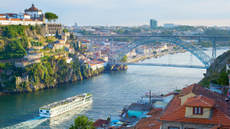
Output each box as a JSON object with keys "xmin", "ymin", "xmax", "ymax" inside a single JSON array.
[
  {"xmin": 163, "ymin": 92, "xmax": 179, "ymax": 97},
  {"xmin": 160, "ymin": 106, "xmax": 230, "ymax": 126},
  {"xmin": 135, "ymin": 108, "xmax": 162, "ymax": 129},
  {"xmin": 211, "ymin": 125, "xmax": 230, "ymax": 129},
  {"xmin": 180, "ymin": 83, "xmax": 230, "ymax": 116},
  {"xmin": 0, "ymin": 18, "xmax": 7, "ymax": 20},
  {"xmin": 6, "ymin": 13, "xmax": 17, "ymax": 17},
  {"xmin": 184, "ymin": 95, "xmax": 215, "ymax": 107},
  {"xmin": 146, "ymin": 108, "xmax": 163, "ymax": 115},
  {"xmin": 0, "ymin": 14, "xmax": 6, "ymax": 16},
  {"xmin": 23, "ymin": 13, "xmax": 30, "ymax": 15},
  {"xmin": 0, "ymin": 18, "xmax": 42, "ymax": 22},
  {"xmin": 159, "ymin": 83, "xmax": 230, "ymax": 126},
  {"xmin": 27, "ymin": 4, "xmax": 39, "ymax": 11},
  {"xmin": 93, "ymin": 119, "xmax": 108, "ymax": 127}
]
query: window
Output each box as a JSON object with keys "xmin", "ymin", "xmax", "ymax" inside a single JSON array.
[
  {"xmin": 40, "ymin": 110, "xmax": 42, "ymax": 112},
  {"xmin": 193, "ymin": 107, "xmax": 203, "ymax": 115},
  {"xmin": 168, "ymin": 127, "xmax": 179, "ymax": 129},
  {"xmin": 46, "ymin": 111, "xmax": 49, "ymax": 113}
]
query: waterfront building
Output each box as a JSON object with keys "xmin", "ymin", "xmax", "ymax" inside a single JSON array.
[
  {"xmin": 127, "ymin": 103, "xmax": 152, "ymax": 118},
  {"xmin": 150, "ymin": 19, "xmax": 157, "ymax": 29}
]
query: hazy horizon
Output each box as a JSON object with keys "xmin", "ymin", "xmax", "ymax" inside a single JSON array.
[{"xmin": 1, "ymin": 0, "xmax": 230, "ymax": 27}]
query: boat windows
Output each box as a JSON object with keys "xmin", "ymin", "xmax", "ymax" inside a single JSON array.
[
  {"xmin": 46, "ymin": 111, "xmax": 49, "ymax": 113},
  {"xmin": 40, "ymin": 110, "xmax": 42, "ymax": 112}
]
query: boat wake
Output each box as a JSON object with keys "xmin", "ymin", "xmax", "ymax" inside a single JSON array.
[{"xmin": 3, "ymin": 117, "xmax": 48, "ymax": 129}]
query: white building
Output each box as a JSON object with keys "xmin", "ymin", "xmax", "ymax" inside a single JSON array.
[
  {"xmin": 164, "ymin": 23, "xmax": 175, "ymax": 28},
  {"xmin": 24, "ymin": 4, "xmax": 42, "ymax": 19},
  {"xmin": 0, "ymin": 4, "xmax": 45, "ymax": 25}
]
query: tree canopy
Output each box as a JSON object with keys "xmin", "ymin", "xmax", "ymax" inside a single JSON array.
[
  {"xmin": 69, "ymin": 115, "xmax": 95, "ymax": 129},
  {"xmin": 45, "ymin": 12, "xmax": 58, "ymax": 23}
]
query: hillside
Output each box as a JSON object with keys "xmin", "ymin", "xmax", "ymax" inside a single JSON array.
[{"xmin": 198, "ymin": 50, "xmax": 230, "ymax": 87}]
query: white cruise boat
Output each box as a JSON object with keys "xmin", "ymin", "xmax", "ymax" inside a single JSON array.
[{"xmin": 39, "ymin": 93, "xmax": 93, "ymax": 118}]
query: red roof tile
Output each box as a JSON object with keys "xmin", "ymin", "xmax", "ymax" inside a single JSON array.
[
  {"xmin": 160, "ymin": 106, "xmax": 230, "ymax": 126},
  {"xmin": 146, "ymin": 108, "xmax": 163, "ymax": 115},
  {"xmin": 93, "ymin": 119, "xmax": 108, "ymax": 127},
  {"xmin": 184, "ymin": 95, "xmax": 215, "ymax": 107},
  {"xmin": 160, "ymin": 83, "xmax": 230, "ymax": 126},
  {"xmin": 135, "ymin": 108, "xmax": 162, "ymax": 129}
]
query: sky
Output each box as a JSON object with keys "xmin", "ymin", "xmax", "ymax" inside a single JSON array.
[{"xmin": 1, "ymin": 0, "xmax": 230, "ymax": 27}]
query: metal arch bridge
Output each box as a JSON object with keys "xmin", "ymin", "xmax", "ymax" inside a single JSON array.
[{"xmin": 78, "ymin": 35, "xmax": 230, "ymax": 69}]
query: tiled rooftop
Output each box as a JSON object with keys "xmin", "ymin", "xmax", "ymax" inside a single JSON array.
[{"xmin": 159, "ymin": 83, "xmax": 230, "ymax": 126}]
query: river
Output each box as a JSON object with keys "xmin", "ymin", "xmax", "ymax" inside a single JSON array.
[{"xmin": 0, "ymin": 49, "xmax": 228, "ymax": 129}]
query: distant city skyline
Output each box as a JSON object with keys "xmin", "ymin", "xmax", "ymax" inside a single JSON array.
[{"xmin": 1, "ymin": 0, "xmax": 230, "ymax": 27}]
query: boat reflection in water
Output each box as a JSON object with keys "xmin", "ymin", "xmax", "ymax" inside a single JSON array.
[{"xmin": 49, "ymin": 101, "xmax": 93, "ymax": 127}]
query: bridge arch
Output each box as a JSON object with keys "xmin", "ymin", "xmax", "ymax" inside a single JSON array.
[{"xmin": 111, "ymin": 37, "xmax": 212, "ymax": 69}]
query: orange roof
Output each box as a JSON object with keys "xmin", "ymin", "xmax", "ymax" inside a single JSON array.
[
  {"xmin": 160, "ymin": 106, "xmax": 230, "ymax": 126},
  {"xmin": 146, "ymin": 108, "xmax": 163, "ymax": 115},
  {"xmin": 211, "ymin": 125, "xmax": 230, "ymax": 129},
  {"xmin": 159, "ymin": 84, "xmax": 230, "ymax": 126},
  {"xmin": 93, "ymin": 119, "xmax": 108, "ymax": 127},
  {"xmin": 0, "ymin": 18, "xmax": 7, "ymax": 20},
  {"xmin": 0, "ymin": 18, "xmax": 42, "ymax": 22},
  {"xmin": 0, "ymin": 14, "xmax": 6, "ymax": 16},
  {"xmin": 23, "ymin": 13, "xmax": 30, "ymax": 15},
  {"xmin": 184, "ymin": 95, "xmax": 215, "ymax": 107},
  {"xmin": 178, "ymin": 83, "xmax": 230, "ymax": 116},
  {"xmin": 135, "ymin": 108, "xmax": 162, "ymax": 129},
  {"xmin": 27, "ymin": 4, "xmax": 39, "ymax": 11},
  {"xmin": 163, "ymin": 92, "xmax": 179, "ymax": 97}
]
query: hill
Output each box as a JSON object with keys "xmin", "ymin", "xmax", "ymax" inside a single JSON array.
[{"xmin": 198, "ymin": 50, "xmax": 230, "ymax": 88}]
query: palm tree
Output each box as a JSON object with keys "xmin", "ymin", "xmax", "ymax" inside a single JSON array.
[{"xmin": 69, "ymin": 115, "xmax": 95, "ymax": 129}]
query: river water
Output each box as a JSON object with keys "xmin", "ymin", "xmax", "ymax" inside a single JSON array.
[{"xmin": 0, "ymin": 49, "xmax": 228, "ymax": 129}]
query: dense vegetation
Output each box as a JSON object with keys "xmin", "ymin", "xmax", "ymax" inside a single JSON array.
[
  {"xmin": 0, "ymin": 39, "xmax": 27, "ymax": 60},
  {"xmin": 0, "ymin": 25, "xmax": 42, "ymax": 60},
  {"xmin": 0, "ymin": 55, "xmax": 100, "ymax": 92},
  {"xmin": 199, "ymin": 50, "xmax": 230, "ymax": 88},
  {"xmin": 205, "ymin": 28, "xmax": 230, "ymax": 36}
]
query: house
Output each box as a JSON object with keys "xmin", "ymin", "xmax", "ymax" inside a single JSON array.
[
  {"xmin": 93, "ymin": 119, "xmax": 109, "ymax": 129},
  {"xmin": 15, "ymin": 61, "xmax": 30, "ymax": 68},
  {"xmin": 53, "ymin": 43, "xmax": 65, "ymax": 50},
  {"xmin": 16, "ymin": 75, "xmax": 29, "ymax": 84},
  {"xmin": 159, "ymin": 83, "xmax": 230, "ymax": 129},
  {"xmin": 65, "ymin": 57, "xmax": 72, "ymax": 64},
  {"xmin": 69, "ymin": 47, "xmax": 75, "ymax": 54},
  {"xmin": 84, "ymin": 51, "xmax": 94, "ymax": 58},
  {"xmin": 127, "ymin": 103, "xmax": 152, "ymax": 118}
]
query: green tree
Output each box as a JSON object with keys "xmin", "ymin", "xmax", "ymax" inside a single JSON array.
[
  {"xmin": 121, "ymin": 55, "xmax": 127, "ymax": 62},
  {"xmin": 116, "ymin": 29, "xmax": 124, "ymax": 34},
  {"xmin": 56, "ymin": 30, "xmax": 59, "ymax": 38},
  {"xmin": 217, "ymin": 71, "xmax": 229, "ymax": 86},
  {"xmin": 69, "ymin": 115, "xmax": 95, "ymax": 129},
  {"xmin": 63, "ymin": 29, "xmax": 68, "ymax": 33},
  {"xmin": 45, "ymin": 12, "xmax": 58, "ymax": 23},
  {"xmin": 70, "ymin": 33, "xmax": 74, "ymax": 39}
]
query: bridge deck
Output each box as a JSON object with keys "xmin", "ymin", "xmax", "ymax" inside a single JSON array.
[{"xmin": 111, "ymin": 62, "xmax": 207, "ymax": 69}]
